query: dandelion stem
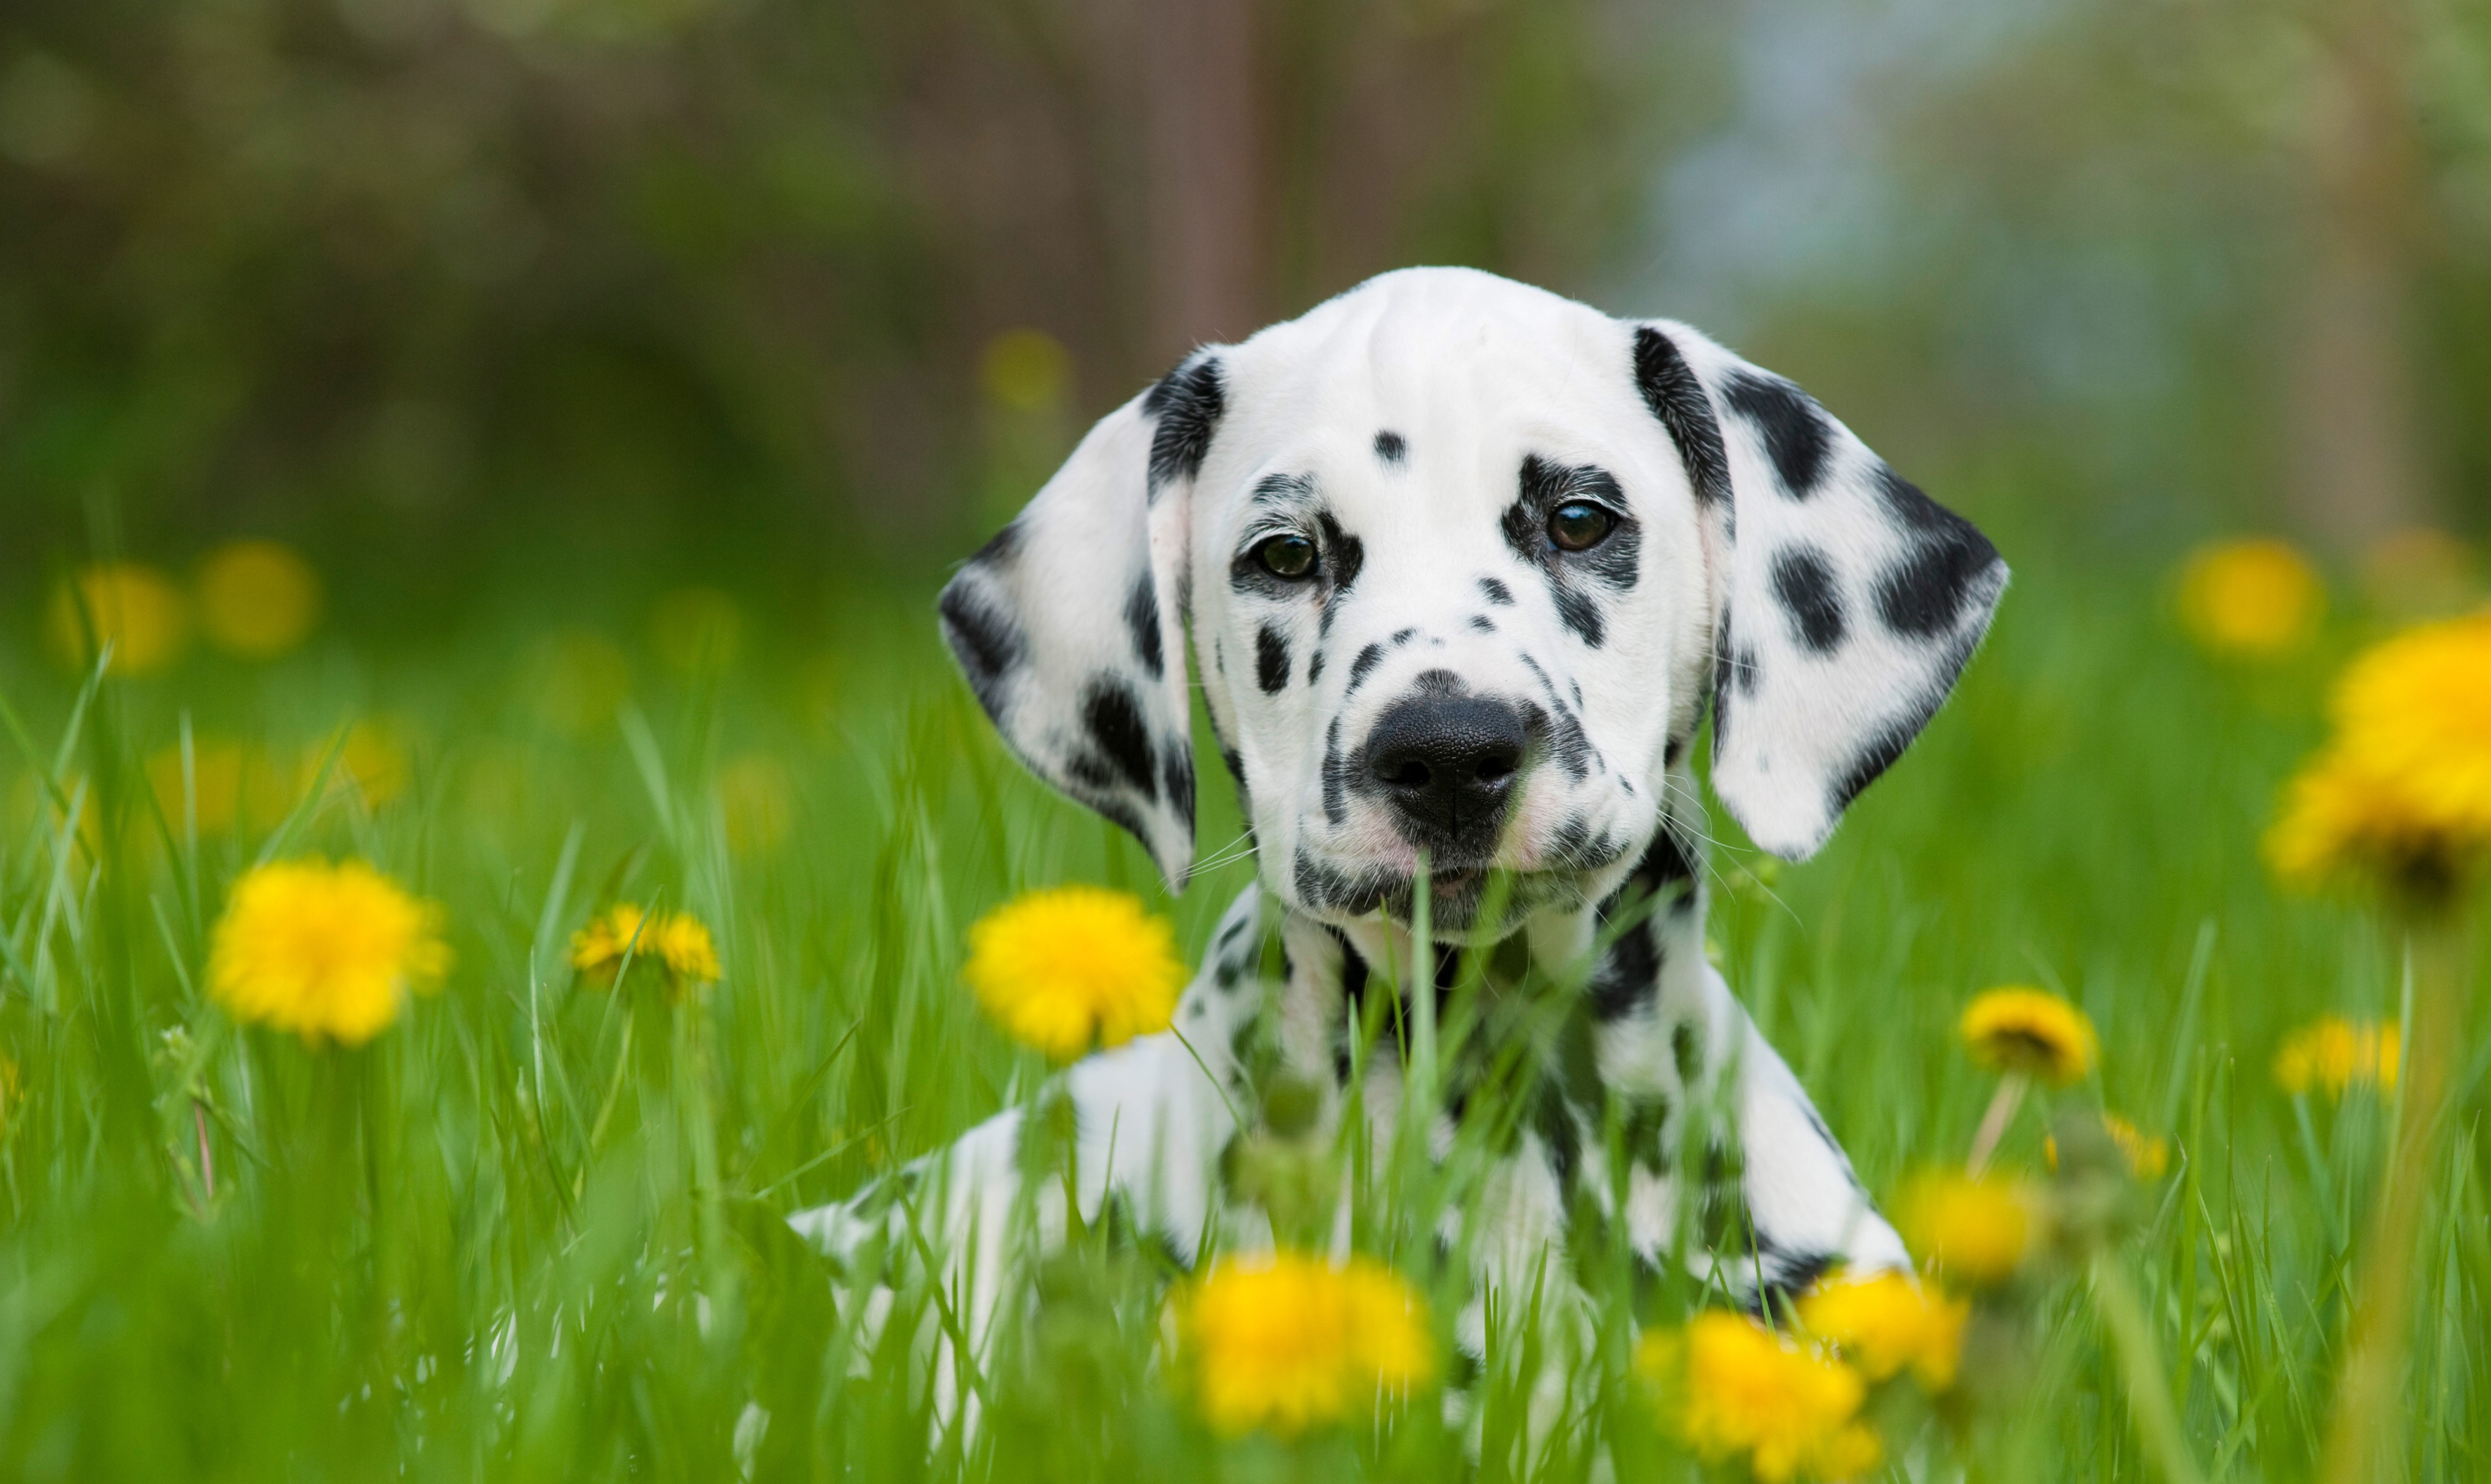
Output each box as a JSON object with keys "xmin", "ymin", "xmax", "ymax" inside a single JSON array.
[
  {"xmin": 2318, "ymin": 914, "xmax": 2471, "ymax": 1483},
  {"xmin": 1967, "ymin": 1073, "xmax": 2027, "ymax": 1175},
  {"xmin": 194, "ymin": 1099, "xmax": 214, "ymax": 1202}
]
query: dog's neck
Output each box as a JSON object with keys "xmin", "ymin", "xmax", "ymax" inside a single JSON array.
[{"xmin": 1234, "ymin": 791, "xmax": 1714, "ymax": 1105}]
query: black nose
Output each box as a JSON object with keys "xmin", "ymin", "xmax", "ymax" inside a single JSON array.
[{"xmin": 1364, "ymin": 693, "xmax": 1530, "ymax": 850}]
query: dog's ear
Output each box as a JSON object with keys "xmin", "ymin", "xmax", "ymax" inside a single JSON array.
[
  {"xmin": 1630, "ymin": 322, "xmax": 2007, "ymax": 860},
  {"xmin": 937, "ymin": 352, "xmax": 1225, "ymax": 892}
]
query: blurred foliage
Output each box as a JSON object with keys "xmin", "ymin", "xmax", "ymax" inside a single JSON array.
[{"xmin": 0, "ymin": 0, "xmax": 1658, "ymax": 629}]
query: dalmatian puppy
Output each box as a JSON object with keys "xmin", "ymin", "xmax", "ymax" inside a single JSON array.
[{"xmin": 793, "ymin": 266, "xmax": 2005, "ymax": 1409}]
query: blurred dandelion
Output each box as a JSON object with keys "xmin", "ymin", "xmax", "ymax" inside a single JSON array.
[
  {"xmin": 2101, "ymin": 1113, "xmax": 2170, "ymax": 1179},
  {"xmin": 2272, "ymin": 1016, "xmax": 2399, "ymax": 1099},
  {"xmin": 649, "ymin": 587, "xmax": 744, "ymax": 676},
  {"xmin": 2271, "ymin": 614, "xmax": 2490, "ymax": 1480},
  {"xmin": 2047, "ymin": 1113, "xmax": 2170, "ymax": 1179},
  {"xmin": 1897, "ymin": 1172, "xmax": 2033, "ymax": 1288},
  {"xmin": 331, "ymin": 722, "xmax": 412, "ymax": 809},
  {"xmin": 2175, "ymin": 538, "xmax": 2323, "ymax": 658},
  {"xmin": 526, "ymin": 630, "xmax": 632, "ymax": 736},
  {"xmin": 572, "ymin": 904, "xmax": 721, "ymax": 999},
  {"xmin": 716, "ymin": 754, "xmax": 794, "ymax": 855},
  {"xmin": 1637, "ymin": 1310, "xmax": 1881, "ymax": 1482},
  {"xmin": 46, "ymin": 563, "xmax": 190, "ymax": 676},
  {"xmin": 208, "ymin": 860, "xmax": 450, "ymax": 1046},
  {"xmin": 1961, "ymin": 987, "xmax": 2097, "ymax": 1086},
  {"xmin": 146, "ymin": 738, "xmax": 293, "ymax": 836},
  {"xmin": 2269, "ymin": 614, "xmax": 2491, "ymax": 897},
  {"xmin": 195, "ymin": 540, "xmax": 324, "ymax": 659},
  {"xmin": 979, "ymin": 327, "xmax": 1072, "ymax": 412},
  {"xmin": 1796, "ymin": 1270, "xmax": 1967, "ymax": 1391},
  {"xmin": 1176, "ymin": 1251, "xmax": 1432, "ymax": 1437},
  {"xmin": 1960, "ymin": 986, "xmax": 2096, "ymax": 1171},
  {"xmin": 962, "ymin": 886, "xmax": 1184, "ymax": 1062}
]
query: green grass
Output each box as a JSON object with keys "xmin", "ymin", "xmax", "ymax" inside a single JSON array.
[{"xmin": 0, "ymin": 548, "xmax": 2483, "ymax": 1482}]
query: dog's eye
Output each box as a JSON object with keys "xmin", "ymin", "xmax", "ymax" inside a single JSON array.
[
  {"xmin": 1547, "ymin": 501, "xmax": 1616, "ymax": 553},
  {"xmin": 1255, "ymin": 534, "xmax": 1318, "ymax": 580}
]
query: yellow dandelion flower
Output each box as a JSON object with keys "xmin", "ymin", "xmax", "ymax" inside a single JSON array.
[
  {"xmin": 1896, "ymin": 1172, "xmax": 2034, "ymax": 1288},
  {"xmin": 46, "ymin": 563, "xmax": 190, "ymax": 676},
  {"xmin": 2329, "ymin": 614, "xmax": 2491, "ymax": 841},
  {"xmin": 571, "ymin": 904, "xmax": 721, "ymax": 999},
  {"xmin": 207, "ymin": 860, "xmax": 450, "ymax": 1046},
  {"xmin": 1797, "ymin": 1270, "xmax": 1969, "ymax": 1391},
  {"xmin": 962, "ymin": 886, "xmax": 1185, "ymax": 1062},
  {"xmin": 2266, "ymin": 747, "xmax": 2459, "ymax": 893},
  {"xmin": 2179, "ymin": 537, "xmax": 2325, "ymax": 656},
  {"xmin": 1638, "ymin": 1311, "xmax": 1882, "ymax": 1482},
  {"xmin": 2045, "ymin": 1113, "xmax": 2171, "ymax": 1180},
  {"xmin": 195, "ymin": 540, "xmax": 324, "ymax": 659},
  {"xmin": 1959, "ymin": 987, "xmax": 2097, "ymax": 1086},
  {"xmin": 2101, "ymin": 1113, "xmax": 2169, "ymax": 1179},
  {"xmin": 2176, "ymin": 538, "xmax": 2324, "ymax": 658},
  {"xmin": 1178, "ymin": 1251, "xmax": 1433, "ymax": 1437},
  {"xmin": 2273, "ymin": 1016, "xmax": 2399, "ymax": 1099}
]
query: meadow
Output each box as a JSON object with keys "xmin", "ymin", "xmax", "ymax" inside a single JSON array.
[{"xmin": 0, "ymin": 525, "xmax": 2482, "ymax": 1483}]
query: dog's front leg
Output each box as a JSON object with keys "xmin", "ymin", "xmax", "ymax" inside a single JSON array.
[
  {"xmin": 788, "ymin": 887, "xmax": 1266, "ymax": 1402},
  {"xmin": 1592, "ymin": 955, "xmax": 1909, "ymax": 1308}
]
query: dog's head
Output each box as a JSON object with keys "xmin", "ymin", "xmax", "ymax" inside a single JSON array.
[{"xmin": 940, "ymin": 269, "xmax": 2005, "ymax": 937}]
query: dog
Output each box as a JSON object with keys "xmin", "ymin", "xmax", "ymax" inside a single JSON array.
[{"xmin": 792, "ymin": 266, "xmax": 2006, "ymax": 1419}]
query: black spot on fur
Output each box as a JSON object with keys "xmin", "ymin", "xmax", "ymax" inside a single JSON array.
[
  {"xmin": 1306, "ymin": 648, "xmax": 1325, "ymax": 685},
  {"xmin": 1219, "ymin": 748, "xmax": 1243, "ymax": 785},
  {"xmin": 1769, "ymin": 546, "xmax": 1846, "ymax": 653},
  {"xmin": 1710, "ymin": 614, "xmax": 1736, "ymax": 752},
  {"xmin": 1664, "ymin": 734, "xmax": 1687, "ymax": 768},
  {"xmin": 1533, "ymin": 702, "xmax": 1593, "ymax": 782},
  {"xmin": 1390, "ymin": 626, "xmax": 1417, "ymax": 647},
  {"xmin": 1721, "ymin": 370, "xmax": 1831, "ymax": 498},
  {"xmin": 1870, "ymin": 468, "xmax": 2004, "ymax": 638},
  {"xmin": 1504, "ymin": 455, "xmax": 1638, "ymax": 649},
  {"xmin": 1345, "ymin": 643, "xmax": 1386, "ymax": 695},
  {"xmin": 1824, "ymin": 625, "xmax": 1985, "ymax": 816},
  {"xmin": 1252, "ymin": 471, "xmax": 1314, "ymax": 508},
  {"xmin": 1160, "ymin": 741, "xmax": 1195, "ymax": 835},
  {"xmin": 1468, "ymin": 614, "xmax": 1495, "ymax": 634},
  {"xmin": 1322, "ymin": 716, "xmax": 1349, "ymax": 825},
  {"xmin": 1143, "ymin": 356, "xmax": 1225, "ymax": 497},
  {"xmin": 1637, "ymin": 827, "xmax": 1698, "ymax": 891},
  {"xmin": 1079, "ymin": 677, "xmax": 1159, "ymax": 801},
  {"xmin": 1632, "ymin": 326, "xmax": 1733, "ymax": 508},
  {"xmin": 1754, "ymin": 1251, "xmax": 1836, "ymax": 1318},
  {"xmin": 1254, "ymin": 625, "xmax": 1291, "ymax": 694},
  {"xmin": 1124, "ymin": 575, "xmax": 1163, "ymax": 677},
  {"xmin": 1314, "ymin": 510, "xmax": 1365, "ymax": 596},
  {"xmin": 1373, "ymin": 430, "xmax": 1407, "ymax": 466},
  {"xmin": 1553, "ymin": 589, "xmax": 1605, "ymax": 647},
  {"xmin": 971, "ymin": 519, "xmax": 1023, "ymax": 567},
  {"xmin": 1478, "ymin": 577, "xmax": 1515, "ymax": 606},
  {"xmin": 1591, "ymin": 914, "xmax": 1659, "ymax": 1020},
  {"xmin": 937, "ymin": 576, "xmax": 1024, "ymax": 722},
  {"xmin": 1734, "ymin": 645, "xmax": 1761, "ymax": 698}
]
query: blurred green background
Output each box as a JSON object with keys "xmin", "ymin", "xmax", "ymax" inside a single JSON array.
[{"xmin": 5, "ymin": 0, "xmax": 2489, "ymax": 622}]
